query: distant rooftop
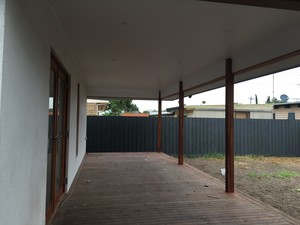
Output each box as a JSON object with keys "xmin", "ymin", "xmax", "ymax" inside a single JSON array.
[
  {"xmin": 149, "ymin": 111, "xmax": 174, "ymax": 117},
  {"xmin": 121, "ymin": 112, "xmax": 149, "ymax": 117},
  {"xmin": 273, "ymin": 101, "xmax": 300, "ymax": 106},
  {"xmin": 167, "ymin": 104, "xmax": 274, "ymax": 112},
  {"xmin": 273, "ymin": 101, "xmax": 300, "ymax": 109}
]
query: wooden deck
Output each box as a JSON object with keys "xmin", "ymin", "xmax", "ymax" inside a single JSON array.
[{"xmin": 50, "ymin": 153, "xmax": 299, "ymax": 225}]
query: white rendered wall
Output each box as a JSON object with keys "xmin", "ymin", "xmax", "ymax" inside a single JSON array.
[
  {"xmin": 250, "ymin": 112, "xmax": 273, "ymax": 120},
  {"xmin": 0, "ymin": 0, "xmax": 5, "ymax": 112},
  {"xmin": 193, "ymin": 110, "xmax": 225, "ymax": 118},
  {"xmin": 0, "ymin": 1, "xmax": 86, "ymax": 225},
  {"xmin": 0, "ymin": 0, "xmax": 6, "ymax": 223},
  {"xmin": 67, "ymin": 79, "xmax": 87, "ymax": 190}
]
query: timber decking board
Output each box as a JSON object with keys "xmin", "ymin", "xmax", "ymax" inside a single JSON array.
[{"xmin": 50, "ymin": 153, "xmax": 299, "ymax": 225}]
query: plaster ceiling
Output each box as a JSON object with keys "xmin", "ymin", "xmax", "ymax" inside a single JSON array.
[{"xmin": 52, "ymin": 0, "xmax": 300, "ymax": 100}]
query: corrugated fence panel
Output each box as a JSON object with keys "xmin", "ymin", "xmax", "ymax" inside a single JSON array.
[
  {"xmin": 162, "ymin": 117, "xmax": 178, "ymax": 155},
  {"xmin": 182, "ymin": 118, "xmax": 225, "ymax": 155},
  {"xmin": 234, "ymin": 119, "xmax": 300, "ymax": 156},
  {"xmin": 87, "ymin": 116, "xmax": 300, "ymax": 156},
  {"xmin": 86, "ymin": 116, "xmax": 158, "ymax": 152}
]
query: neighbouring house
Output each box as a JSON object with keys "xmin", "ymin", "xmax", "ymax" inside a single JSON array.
[
  {"xmin": 167, "ymin": 104, "xmax": 274, "ymax": 119},
  {"xmin": 273, "ymin": 102, "xmax": 300, "ymax": 120},
  {"xmin": 87, "ymin": 99, "xmax": 109, "ymax": 116}
]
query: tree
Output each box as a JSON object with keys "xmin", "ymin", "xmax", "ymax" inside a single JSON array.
[
  {"xmin": 103, "ymin": 100, "xmax": 139, "ymax": 116},
  {"xmin": 265, "ymin": 96, "xmax": 283, "ymax": 104},
  {"xmin": 271, "ymin": 97, "xmax": 283, "ymax": 103}
]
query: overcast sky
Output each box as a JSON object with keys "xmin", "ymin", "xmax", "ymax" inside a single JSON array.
[{"xmin": 133, "ymin": 67, "xmax": 300, "ymax": 112}]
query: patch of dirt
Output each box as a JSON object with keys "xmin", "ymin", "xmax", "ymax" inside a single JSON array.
[{"xmin": 185, "ymin": 156, "xmax": 300, "ymax": 220}]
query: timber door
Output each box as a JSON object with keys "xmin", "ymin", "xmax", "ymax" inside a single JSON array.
[{"xmin": 46, "ymin": 55, "xmax": 69, "ymax": 221}]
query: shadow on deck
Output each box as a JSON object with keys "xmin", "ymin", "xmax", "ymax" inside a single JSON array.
[{"xmin": 50, "ymin": 153, "xmax": 299, "ymax": 225}]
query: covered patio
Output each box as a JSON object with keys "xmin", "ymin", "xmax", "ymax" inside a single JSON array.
[
  {"xmin": 51, "ymin": 0, "xmax": 300, "ymax": 194},
  {"xmin": 49, "ymin": 153, "xmax": 299, "ymax": 225},
  {"xmin": 1, "ymin": 1, "xmax": 300, "ymax": 224}
]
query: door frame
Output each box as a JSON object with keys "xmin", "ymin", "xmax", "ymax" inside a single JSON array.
[{"xmin": 46, "ymin": 52, "xmax": 70, "ymax": 222}]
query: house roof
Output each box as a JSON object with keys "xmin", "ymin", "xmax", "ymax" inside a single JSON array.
[
  {"xmin": 149, "ymin": 111, "xmax": 175, "ymax": 117},
  {"xmin": 167, "ymin": 104, "xmax": 273, "ymax": 112},
  {"xmin": 51, "ymin": 1, "xmax": 300, "ymax": 100},
  {"xmin": 121, "ymin": 113, "xmax": 150, "ymax": 117},
  {"xmin": 273, "ymin": 101, "xmax": 300, "ymax": 108}
]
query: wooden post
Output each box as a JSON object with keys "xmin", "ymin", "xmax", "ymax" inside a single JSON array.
[
  {"xmin": 225, "ymin": 58, "xmax": 234, "ymax": 193},
  {"xmin": 178, "ymin": 81, "xmax": 184, "ymax": 165},
  {"xmin": 157, "ymin": 91, "xmax": 162, "ymax": 153}
]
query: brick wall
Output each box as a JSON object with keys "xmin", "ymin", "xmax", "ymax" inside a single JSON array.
[{"xmin": 87, "ymin": 103, "xmax": 98, "ymax": 115}]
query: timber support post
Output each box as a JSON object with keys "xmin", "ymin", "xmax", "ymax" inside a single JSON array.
[
  {"xmin": 157, "ymin": 91, "xmax": 162, "ymax": 153},
  {"xmin": 225, "ymin": 58, "xmax": 234, "ymax": 193},
  {"xmin": 178, "ymin": 81, "xmax": 184, "ymax": 165}
]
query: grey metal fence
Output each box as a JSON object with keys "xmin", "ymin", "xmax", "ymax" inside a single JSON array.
[
  {"xmin": 87, "ymin": 116, "xmax": 157, "ymax": 152},
  {"xmin": 86, "ymin": 116, "xmax": 300, "ymax": 156}
]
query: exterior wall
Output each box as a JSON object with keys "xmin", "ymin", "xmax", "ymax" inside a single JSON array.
[
  {"xmin": 67, "ymin": 81, "xmax": 87, "ymax": 190},
  {"xmin": 192, "ymin": 110, "xmax": 225, "ymax": 118},
  {"xmin": 0, "ymin": 1, "xmax": 86, "ymax": 225},
  {"xmin": 0, "ymin": 0, "xmax": 6, "ymax": 222},
  {"xmin": 186, "ymin": 110, "xmax": 194, "ymax": 117},
  {"xmin": 250, "ymin": 112, "xmax": 273, "ymax": 119},
  {"xmin": 0, "ymin": 0, "xmax": 4, "ymax": 111},
  {"xmin": 274, "ymin": 106, "xmax": 300, "ymax": 120},
  {"xmin": 235, "ymin": 112, "xmax": 249, "ymax": 119},
  {"xmin": 87, "ymin": 103, "xmax": 98, "ymax": 115},
  {"xmin": 191, "ymin": 110, "xmax": 273, "ymax": 119},
  {"xmin": 87, "ymin": 102, "xmax": 108, "ymax": 115}
]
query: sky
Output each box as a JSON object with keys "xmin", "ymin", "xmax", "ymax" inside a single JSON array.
[{"xmin": 133, "ymin": 67, "xmax": 300, "ymax": 112}]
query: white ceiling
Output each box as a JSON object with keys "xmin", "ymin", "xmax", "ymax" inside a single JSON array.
[{"xmin": 52, "ymin": 0, "xmax": 300, "ymax": 100}]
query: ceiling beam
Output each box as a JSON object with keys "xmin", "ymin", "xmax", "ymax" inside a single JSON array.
[{"xmin": 198, "ymin": 0, "xmax": 300, "ymax": 11}]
